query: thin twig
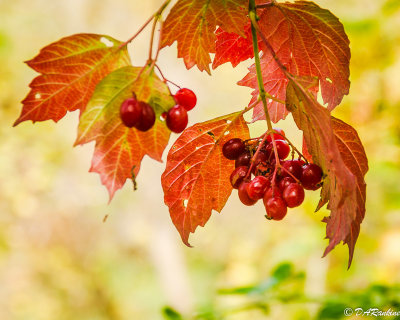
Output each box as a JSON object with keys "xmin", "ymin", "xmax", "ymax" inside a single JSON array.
[
  {"xmin": 155, "ymin": 64, "xmax": 181, "ymax": 89},
  {"xmin": 118, "ymin": 0, "xmax": 171, "ymax": 50}
]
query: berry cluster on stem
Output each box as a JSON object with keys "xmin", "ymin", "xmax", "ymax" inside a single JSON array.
[{"xmin": 223, "ymin": 130, "xmax": 323, "ymax": 221}]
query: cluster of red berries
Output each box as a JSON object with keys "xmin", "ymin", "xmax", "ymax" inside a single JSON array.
[
  {"xmin": 120, "ymin": 88, "xmax": 197, "ymax": 133},
  {"xmin": 222, "ymin": 129, "xmax": 323, "ymax": 221}
]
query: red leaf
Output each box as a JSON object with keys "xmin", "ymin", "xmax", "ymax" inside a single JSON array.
[
  {"xmin": 322, "ymin": 117, "xmax": 368, "ymax": 266},
  {"xmin": 76, "ymin": 66, "xmax": 174, "ymax": 199},
  {"xmin": 161, "ymin": 0, "xmax": 248, "ymax": 74},
  {"xmin": 161, "ymin": 112, "xmax": 250, "ymax": 245},
  {"xmin": 286, "ymin": 80, "xmax": 368, "ymax": 267},
  {"xmin": 15, "ymin": 34, "xmax": 130, "ymax": 126},
  {"xmin": 238, "ymin": 1, "xmax": 350, "ymax": 122},
  {"xmin": 213, "ymin": 26, "xmax": 254, "ymax": 69}
]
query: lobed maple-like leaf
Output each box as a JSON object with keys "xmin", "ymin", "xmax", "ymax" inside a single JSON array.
[
  {"xmin": 286, "ymin": 80, "xmax": 368, "ymax": 267},
  {"xmin": 15, "ymin": 34, "xmax": 131, "ymax": 126},
  {"xmin": 161, "ymin": 0, "xmax": 248, "ymax": 74},
  {"xmin": 76, "ymin": 66, "xmax": 175, "ymax": 199},
  {"xmin": 235, "ymin": 1, "xmax": 350, "ymax": 123},
  {"xmin": 161, "ymin": 112, "xmax": 249, "ymax": 245}
]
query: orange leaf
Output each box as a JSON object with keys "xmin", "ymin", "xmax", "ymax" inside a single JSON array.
[
  {"xmin": 161, "ymin": 112, "xmax": 249, "ymax": 245},
  {"xmin": 77, "ymin": 66, "xmax": 174, "ymax": 199},
  {"xmin": 15, "ymin": 34, "xmax": 130, "ymax": 125},
  {"xmin": 161, "ymin": 0, "xmax": 248, "ymax": 74}
]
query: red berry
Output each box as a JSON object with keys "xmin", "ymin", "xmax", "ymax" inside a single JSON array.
[
  {"xmin": 174, "ymin": 88, "xmax": 197, "ymax": 111},
  {"xmin": 263, "ymin": 186, "xmax": 282, "ymax": 203},
  {"xmin": 135, "ymin": 101, "xmax": 156, "ymax": 132},
  {"xmin": 230, "ymin": 166, "xmax": 248, "ymax": 189},
  {"xmin": 120, "ymin": 97, "xmax": 141, "ymax": 128},
  {"xmin": 222, "ymin": 138, "xmax": 245, "ymax": 160},
  {"xmin": 266, "ymin": 128, "xmax": 285, "ymax": 142},
  {"xmin": 300, "ymin": 163, "xmax": 323, "ymax": 190},
  {"xmin": 238, "ymin": 182, "xmax": 257, "ymax": 206},
  {"xmin": 264, "ymin": 197, "xmax": 287, "ymax": 220},
  {"xmin": 264, "ymin": 140, "xmax": 290, "ymax": 160},
  {"xmin": 280, "ymin": 160, "xmax": 303, "ymax": 179},
  {"xmin": 278, "ymin": 176, "xmax": 296, "ymax": 191},
  {"xmin": 166, "ymin": 105, "xmax": 188, "ymax": 133},
  {"xmin": 161, "ymin": 112, "xmax": 167, "ymax": 119},
  {"xmin": 247, "ymin": 176, "xmax": 271, "ymax": 200},
  {"xmin": 235, "ymin": 152, "xmax": 251, "ymax": 168},
  {"xmin": 282, "ymin": 183, "xmax": 305, "ymax": 208}
]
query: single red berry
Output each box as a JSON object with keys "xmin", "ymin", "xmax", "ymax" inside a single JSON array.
[
  {"xmin": 264, "ymin": 140, "xmax": 290, "ymax": 160},
  {"xmin": 264, "ymin": 197, "xmax": 287, "ymax": 220},
  {"xmin": 222, "ymin": 138, "xmax": 245, "ymax": 160},
  {"xmin": 235, "ymin": 152, "xmax": 251, "ymax": 168},
  {"xmin": 263, "ymin": 186, "xmax": 282, "ymax": 204},
  {"xmin": 280, "ymin": 160, "xmax": 303, "ymax": 179},
  {"xmin": 238, "ymin": 182, "xmax": 257, "ymax": 206},
  {"xmin": 230, "ymin": 166, "xmax": 248, "ymax": 189},
  {"xmin": 266, "ymin": 128, "xmax": 285, "ymax": 142},
  {"xmin": 300, "ymin": 163, "xmax": 323, "ymax": 190},
  {"xmin": 161, "ymin": 112, "xmax": 167, "ymax": 120},
  {"xmin": 247, "ymin": 176, "xmax": 271, "ymax": 200},
  {"xmin": 135, "ymin": 101, "xmax": 156, "ymax": 131},
  {"xmin": 283, "ymin": 183, "xmax": 305, "ymax": 208},
  {"xmin": 166, "ymin": 105, "xmax": 188, "ymax": 133},
  {"xmin": 174, "ymin": 88, "xmax": 197, "ymax": 111},
  {"xmin": 278, "ymin": 176, "xmax": 296, "ymax": 191},
  {"xmin": 120, "ymin": 97, "xmax": 141, "ymax": 128}
]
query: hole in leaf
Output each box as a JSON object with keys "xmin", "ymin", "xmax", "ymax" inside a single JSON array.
[
  {"xmin": 224, "ymin": 131, "xmax": 230, "ymax": 136},
  {"xmin": 35, "ymin": 93, "xmax": 41, "ymax": 99},
  {"xmin": 100, "ymin": 37, "xmax": 114, "ymax": 47},
  {"xmin": 326, "ymin": 77, "xmax": 333, "ymax": 84},
  {"xmin": 183, "ymin": 199, "xmax": 188, "ymax": 208},
  {"xmin": 226, "ymin": 120, "xmax": 232, "ymax": 124}
]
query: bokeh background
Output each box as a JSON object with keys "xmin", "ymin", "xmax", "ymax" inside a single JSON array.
[{"xmin": 1, "ymin": 0, "xmax": 400, "ymax": 319}]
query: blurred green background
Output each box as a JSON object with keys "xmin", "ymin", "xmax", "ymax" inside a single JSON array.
[{"xmin": 0, "ymin": 0, "xmax": 400, "ymax": 319}]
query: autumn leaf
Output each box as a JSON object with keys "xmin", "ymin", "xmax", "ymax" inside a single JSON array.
[
  {"xmin": 161, "ymin": 0, "xmax": 248, "ymax": 74},
  {"xmin": 76, "ymin": 66, "xmax": 175, "ymax": 199},
  {"xmin": 286, "ymin": 80, "xmax": 368, "ymax": 267},
  {"xmin": 161, "ymin": 112, "xmax": 249, "ymax": 245},
  {"xmin": 237, "ymin": 1, "xmax": 350, "ymax": 122},
  {"xmin": 212, "ymin": 26, "xmax": 254, "ymax": 69},
  {"xmin": 14, "ymin": 34, "xmax": 131, "ymax": 126},
  {"xmin": 323, "ymin": 117, "xmax": 368, "ymax": 266}
]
